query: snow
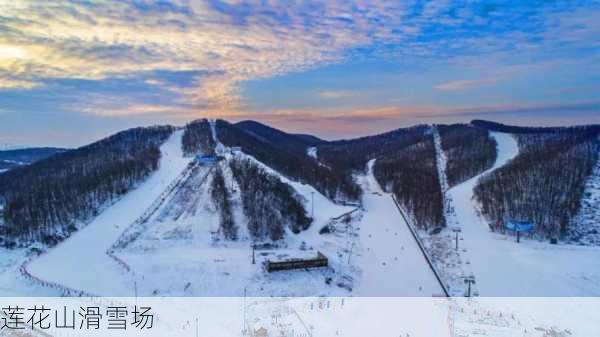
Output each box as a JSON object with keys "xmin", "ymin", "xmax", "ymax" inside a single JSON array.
[
  {"xmin": 2, "ymin": 127, "xmax": 599, "ymax": 298},
  {"xmin": 568, "ymin": 139, "xmax": 600, "ymax": 246},
  {"xmin": 0, "ymin": 248, "xmax": 60, "ymax": 296},
  {"xmin": 306, "ymin": 146, "xmax": 317, "ymax": 159},
  {"xmin": 432, "ymin": 125, "xmax": 452, "ymax": 221},
  {"xmin": 353, "ymin": 159, "xmax": 444, "ymax": 296},
  {"xmin": 25, "ymin": 130, "xmax": 192, "ymax": 296},
  {"xmin": 100, "ymin": 125, "xmax": 360, "ymax": 296},
  {"xmin": 444, "ymin": 132, "xmax": 600, "ymax": 296}
]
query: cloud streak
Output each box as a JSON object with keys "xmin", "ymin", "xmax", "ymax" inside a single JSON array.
[{"xmin": 0, "ymin": 0, "xmax": 598, "ymax": 128}]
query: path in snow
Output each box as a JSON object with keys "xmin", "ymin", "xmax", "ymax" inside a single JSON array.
[
  {"xmin": 354, "ymin": 160, "xmax": 444, "ymax": 296},
  {"xmin": 432, "ymin": 125, "xmax": 453, "ymax": 224},
  {"xmin": 27, "ymin": 130, "xmax": 192, "ymax": 296},
  {"xmin": 448, "ymin": 132, "xmax": 600, "ymax": 296},
  {"xmin": 568, "ymin": 138, "xmax": 600, "ymax": 246}
]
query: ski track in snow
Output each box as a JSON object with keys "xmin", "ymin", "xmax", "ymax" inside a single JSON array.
[
  {"xmin": 106, "ymin": 123, "xmax": 359, "ymax": 296},
  {"xmin": 568, "ymin": 139, "xmax": 600, "ymax": 246},
  {"xmin": 354, "ymin": 160, "xmax": 444, "ymax": 296},
  {"xmin": 26, "ymin": 130, "xmax": 192, "ymax": 296},
  {"xmin": 447, "ymin": 132, "xmax": 600, "ymax": 296}
]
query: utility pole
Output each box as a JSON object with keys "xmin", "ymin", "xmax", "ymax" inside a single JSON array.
[
  {"xmin": 134, "ymin": 280, "xmax": 138, "ymax": 308},
  {"xmin": 311, "ymin": 191, "xmax": 315, "ymax": 219},
  {"xmin": 243, "ymin": 287, "xmax": 247, "ymax": 336},
  {"xmin": 347, "ymin": 242, "xmax": 354, "ymax": 265},
  {"xmin": 251, "ymin": 243, "xmax": 255, "ymax": 265}
]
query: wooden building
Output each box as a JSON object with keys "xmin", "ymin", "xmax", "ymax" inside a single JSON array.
[{"xmin": 265, "ymin": 251, "xmax": 328, "ymax": 272}]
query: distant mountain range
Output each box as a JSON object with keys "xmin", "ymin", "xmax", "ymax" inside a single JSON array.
[{"xmin": 0, "ymin": 147, "xmax": 67, "ymax": 172}]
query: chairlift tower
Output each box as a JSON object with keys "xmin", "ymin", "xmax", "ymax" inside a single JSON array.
[{"xmin": 452, "ymin": 227, "xmax": 461, "ymax": 250}]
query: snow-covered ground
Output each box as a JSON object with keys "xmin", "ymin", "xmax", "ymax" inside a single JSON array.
[
  {"xmin": 0, "ymin": 247, "xmax": 60, "ymax": 296},
  {"xmin": 113, "ymin": 154, "xmax": 360, "ymax": 296},
  {"xmin": 115, "ymin": 154, "xmax": 446, "ymax": 296},
  {"xmin": 24, "ymin": 130, "xmax": 192, "ymax": 296},
  {"xmin": 107, "ymin": 126, "xmax": 358, "ymax": 296},
  {"xmin": 443, "ymin": 132, "xmax": 600, "ymax": 296},
  {"xmin": 353, "ymin": 160, "xmax": 444, "ymax": 296},
  {"xmin": 568, "ymin": 141, "xmax": 600, "ymax": 246},
  {"xmin": 306, "ymin": 146, "xmax": 317, "ymax": 159},
  {"xmin": 2, "ymin": 127, "xmax": 599, "ymax": 298}
]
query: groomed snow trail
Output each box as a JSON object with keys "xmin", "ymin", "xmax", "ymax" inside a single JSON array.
[
  {"xmin": 27, "ymin": 130, "xmax": 192, "ymax": 296},
  {"xmin": 448, "ymin": 132, "xmax": 600, "ymax": 296},
  {"xmin": 569, "ymin": 137, "xmax": 600, "ymax": 246},
  {"xmin": 355, "ymin": 160, "xmax": 444, "ymax": 296}
]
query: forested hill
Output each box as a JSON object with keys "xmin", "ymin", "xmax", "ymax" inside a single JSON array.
[
  {"xmin": 0, "ymin": 147, "xmax": 67, "ymax": 172},
  {"xmin": 316, "ymin": 125, "xmax": 430, "ymax": 172},
  {"xmin": 0, "ymin": 126, "xmax": 174, "ymax": 247},
  {"xmin": 439, "ymin": 124, "xmax": 497, "ymax": 187},
  {"xmin": 235, "ymin": 120, "xmax": 325, "ymax": 155},
  {"xmin": 215, "ymin": 119, "xmax": 361, "ymax": 201},
  {"xmin": 182, "ymin": 119, "xmax": 215, "ymax": 156},
  {"xmin": 472, "ymin": 120, "xmax": 600, "ymax": 134},
  {"xmin": 475, "ymin": 126, "xmax": 600, "ymax": 240}
]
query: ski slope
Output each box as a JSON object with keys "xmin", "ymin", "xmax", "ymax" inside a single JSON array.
[
  {"xmin": 354, "ymin": 160, "xmax": 444, "ymax": 296},
  {"xmin": 569, "ymin": 139, "xmax": 600, "ymax": 245},
  {"xmin": 26, "ymin": 130, "xmax": 192, "ymax": 296},
  {"xmin": 448, "ymin": 132, "xmax": 600, "ymax": 296}
]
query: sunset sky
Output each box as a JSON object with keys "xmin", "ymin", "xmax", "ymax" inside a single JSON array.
[{"xmin": 1, "ymin": 1, "xmax": 599, "ymax": 147}]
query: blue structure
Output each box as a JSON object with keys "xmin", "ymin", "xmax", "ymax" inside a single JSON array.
[
  {"xmin": 505, "ymin": 220, "xmax": 534, "ymax": 243},
  {"xmin": 195, "ymin": 154, "xmax": 219, "ymax": 165},
  {"xmin": 505, "ymin": 220, "xmax": 534, "ymax": 232}
]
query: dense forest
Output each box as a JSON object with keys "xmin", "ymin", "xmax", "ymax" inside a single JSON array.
[
  {"xmin": 235, "ymin": 120, "xmax": 324, "ymax": 155},
  {"xmin": 0, "ymin": 126, "xmax": 174, "ymax": 247},
  {"xmin": 182, "ymin": 119, "xmax": 215, "ymax": 156},
  {"xmin": 472, "ymin": 119, "xmax": 600, "ymax": 134},
  {"xmin": 316, "ymin": 125, "xmax": 430, "ymax": 173},
  {"xmin": 373, "ymin": 135, "xmax": 445, "ymax": 229},
  {"xmin": 211, "ymin": 167, "xmax": 237, "ymax": 240},
  {"xmin": 216, "ymin": 120, "xmax": 361, "ymax": 201},
  {"xmin": 474, "ymin": 129, "xmax": 599, "ymax": 239},
  {"xmin": 439, "ymin": 124, "xmax": 497, "ymax": 187},
  {"xmin": 230, "ymin": 158, "xmax": 311, "ymax": 241}
]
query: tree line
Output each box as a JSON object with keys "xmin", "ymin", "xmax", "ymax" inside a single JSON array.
[
  {"xmin": 373, "ymin": 135, "xmax": 445, "ymax": 229},
  {"xmin": 230, "ymin": 158, "xmax": 311, "ymax": 241},
  {"xmin": 474, "ymin": 129, "xmax": 599, "ymax": 239},
  {"xmin": 182, "ymin": 119, "xmax": 216, "ymax": 156},
  {"xmin": 216, "ymin": 119, "xmax": 361, "ymax": 201},
  {"xmin": 439, "ymin": 124, "xmax": 497, "ymax": 187},
  {"xmin": 0, "ymin": 126, "xmax": 174, "ymax": 247},
  {"xmin": 210, "ymin": 167, "xmax": 237, "ymax": 240}
]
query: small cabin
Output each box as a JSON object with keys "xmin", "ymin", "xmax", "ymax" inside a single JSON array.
[
  {"xmin": 254, "ymin": 327, "xmax": 268, "ymax": 337},
  {"xmin": 265, "ymin": 251, "xmax": 328, "ymax": 272}
]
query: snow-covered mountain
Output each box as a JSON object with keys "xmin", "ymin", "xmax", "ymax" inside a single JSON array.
[{"xmin": 1, "ymin": 119, "xmax": 600, "ymax": 297}]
